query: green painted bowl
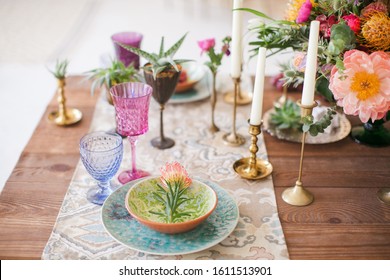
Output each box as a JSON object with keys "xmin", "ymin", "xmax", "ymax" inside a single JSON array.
[{"xmin": 125, "ymin": 176, "xmax": 218, "ymax": 234}]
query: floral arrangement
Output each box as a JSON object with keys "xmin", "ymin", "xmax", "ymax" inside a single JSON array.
[
  {"xmin": 243, "ymin": 0, "xmax": 390, "ymax": 124},
  {"xmin": 198, "ymin": 36, "xmax": 231, "ymax": 74},
  {"xmin": 150, "ymin": 162, "xmax": 193, "ymax": 223}
]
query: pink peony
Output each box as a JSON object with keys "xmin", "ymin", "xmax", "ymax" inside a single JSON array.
[
  {"xmin": 296, "ymin": 0, "xmax": 312, "ymax": 24},
  {"xmin": 197, "ymin": 38, "xmax": 215, "ymax": 55},
  {"xmin": 342, "ymin": 14, "xmax": 361, "ymax": 34},
  {"xmin": 329, "ymin": 50, "xmax": 390, "ymax": 123}
]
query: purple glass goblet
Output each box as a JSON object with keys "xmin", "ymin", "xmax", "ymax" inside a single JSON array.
[
  {"xmin": 111, "ymin": 32, "xmax": 143, "ymax": 69},
  {"xmin": 110, "ymin": 82, "xmax": 152, "ymax": 184}
]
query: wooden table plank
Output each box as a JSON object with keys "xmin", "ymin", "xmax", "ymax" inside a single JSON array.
[{"xmin": 0, "ymin": 76, "xmax": 389, "ymax": 259}]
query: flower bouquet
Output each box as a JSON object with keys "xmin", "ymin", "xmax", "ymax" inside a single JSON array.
[{"xmin": 242, "ymin": 0, "xmax": 390, "ymax": 146}]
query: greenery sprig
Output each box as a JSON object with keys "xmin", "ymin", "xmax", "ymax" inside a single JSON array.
[{"xmin": 302, "ymin": 106, "xmax": 338, "ymax": 136}]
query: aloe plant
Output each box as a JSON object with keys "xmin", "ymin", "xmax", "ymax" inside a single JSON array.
[
  {"xmin": 116, "ymin": 33, "xmax": 190, "ymax": 79},
  {"xmin": 85, "ymin": 59, "xmax": 142, "ymax": 96},
  {"xmin": 48, "ymin": 59, "xmax": 69, "ymax": 79}
]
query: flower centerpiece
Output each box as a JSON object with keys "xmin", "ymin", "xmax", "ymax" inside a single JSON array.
[
  {"xmin": 242, "ymin": 0, "xmax": 390, "ymax": 146},
  {"xmin": 198, "ymin": 36, "xmax": 231, "ymax": 132}
]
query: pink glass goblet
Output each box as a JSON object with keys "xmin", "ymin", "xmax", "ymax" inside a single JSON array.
[
  {"xmin": 110, "ymin": 82, "xmax": 152, "ymax": 184},
  {"xmin": 111, "ymin": 32, "xmax": 143, "ymax": 69}
]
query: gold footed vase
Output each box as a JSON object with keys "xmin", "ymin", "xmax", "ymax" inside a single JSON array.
[{"xmin": 48, "ymin": 78, "xmax": 82, "ymax": 126}]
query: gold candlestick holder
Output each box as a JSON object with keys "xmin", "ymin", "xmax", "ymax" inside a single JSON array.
[
  {"xmin": 48, "ymin": 78, "xmax": 82, "ymax": 126},
  {"xmin": 282, "ymin": 100, "xmax": 317, "ymax": 206},
  {"xmin": 223, "ymin": 77, "xmax": 252, "ymax": 105},
  {"xmin": 233, "ymin": 121, "xmax": 273, "ymax": 179},
  {"xmin": 377, "ymin": 188, "xmax": 390, "ymax": 204},
  {"xmin": 222, "ymin": 77, "xmax": 245, "ymax": 146}
]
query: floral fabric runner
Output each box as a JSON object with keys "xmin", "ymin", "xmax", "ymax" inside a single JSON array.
[{"xmin": 42, "ymin": 79, "xmax": 289, "ymax": 259}]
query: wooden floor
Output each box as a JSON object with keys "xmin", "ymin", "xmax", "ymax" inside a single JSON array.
[{"xmin": 0, "ymin": 76, "xmax": 389, "ymax": 259}]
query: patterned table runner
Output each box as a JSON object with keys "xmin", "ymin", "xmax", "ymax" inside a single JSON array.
[{"xmin": 42, "ymin": 78, "xmax": 289, "ymax": 259}]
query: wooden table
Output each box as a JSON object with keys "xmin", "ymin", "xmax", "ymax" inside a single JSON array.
[{"xmin": 0, "ymin": 76, "xmax": 389, "ymax": 260}]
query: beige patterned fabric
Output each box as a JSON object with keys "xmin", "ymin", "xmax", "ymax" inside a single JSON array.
[{"xmin": 42, "ymin": 80, "xmax": 289, "ymax": 259}]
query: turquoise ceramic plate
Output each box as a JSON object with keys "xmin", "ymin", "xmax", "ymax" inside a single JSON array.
[{"xmin": 102, "ymin": 177, "xmax": 239, "ymax": 255}]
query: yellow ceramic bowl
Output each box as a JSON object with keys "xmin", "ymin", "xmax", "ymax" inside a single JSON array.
[{"xmin": 125, "ymin": 176, "xmax": 218, "ymax": 234}]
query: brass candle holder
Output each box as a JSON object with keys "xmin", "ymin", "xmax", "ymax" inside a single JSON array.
[
  {"xmin": 48, "ymin": 78, "xmax": 82, "ymax": 126},
  {"xmin": 222, "ymin": 77, "xmax": 245, "ymax": 146},
  {"xmin": 282, "ymin": 100, "xmax": 317, "ymax": 206},
  {"xmin": 233, "ymin": 121, "xmax": 273, "ymax": 179},
  {"xmin": 377, "ymin": 188, "xmax": 390, "ymax": 204},
  {"xmin": 223, "ymin": 77, "xmax": 252, "ymax": 105}
]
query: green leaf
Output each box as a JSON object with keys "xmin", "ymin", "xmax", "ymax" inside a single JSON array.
[
  {"xmin": 159, "ymin": 37, "xmax": 165, "ymax": 57},
  {"xmin": 236, "ymin": 8, "xmax": 275, "ymax": 21},
  {"xmin": 164, "ymin": 32, "xmax": 188, "ymax": 58},
  {"xmin": 117, "ymin": 42, "xmax": 158, "ymax": 65}
]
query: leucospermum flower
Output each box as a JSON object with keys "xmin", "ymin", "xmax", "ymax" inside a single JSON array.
[
  {"xmin": 360, "ymin": 12, "xmax": 390, "ymax": 51},
  {"xmin": 152, "ymin": 162, "xmax": 193, "ymax": 223},
  {"xmin": 329, "ymin": 50, "xmax": 390, "ymax": 123},
  {"xmin": 160, "ymin": 161, "xmax": 192, "ymax": 190}
]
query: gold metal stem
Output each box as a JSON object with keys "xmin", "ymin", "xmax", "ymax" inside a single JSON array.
[
  {"xmin": 233, "ymin": 122, "xmax": 273, "ymax": 180},
  {"xmin": 281, "ymin": 100, "xmax": 317, "ymax": 206},
  {"xmin": 222, "ymin": 77, "xmax": 245, "ymax": 146},
  {"xmin": 210, "ymin": 71, "xmax": 219, "ymax": 133}
]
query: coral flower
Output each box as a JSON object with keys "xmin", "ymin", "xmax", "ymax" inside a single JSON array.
[
  {"xmin": 198, "ymin": 38, "xmax": 215, "ymax": 55},
  {"xmin": 160, "ymin": 161, "xmax": 192, "ymax": 190},
  {"xmin": 296, "ymin": 0, "xmax": 312, "ymax": 23},
  {"xmin": 329, "ymin": 50, "xmax": 390, "ymax": 123}
]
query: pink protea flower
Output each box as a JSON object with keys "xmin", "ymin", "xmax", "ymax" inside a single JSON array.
[
  {"xmin": 342, "ymin": 14, "xmax": 361, "ymax": 34},
  {"xmin": 296, "ymin": 0, "xmax": 312, "ymax": 24},
  {"xmin": 329, "ymin": 50, "xmax": 390, "ymax": 123},
  {"xmin": 160, "ymin": 161, "xmax": 192, "ymax": 190},
  {"xmin": 198, "ymin": 38, "xmax": 215, "ymax": 55}
]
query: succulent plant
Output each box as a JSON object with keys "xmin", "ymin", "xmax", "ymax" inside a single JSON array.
[
  {"xmin": 270, "ymin": 99, "xmax": 302, "ymax": 130},
  {"xmin": 48, "ymin": 59, "xmax": 69, "ymax": 79},
  {"xmin": 116, "ymin": 33, "xmax": 190, "ymax": 79},
  {"xmin": 85, "ymin": 59, "xmax": 142, "ymax": 96}
]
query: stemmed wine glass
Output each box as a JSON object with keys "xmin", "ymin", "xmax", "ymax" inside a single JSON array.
[
  {"xmin": 79, "ymin": 131, "xmax": 123, "ymax": 205},
  {"xmin": 143, "ymin": 67, "xmax": 181, "ymax": 149},
  {"xmin": 110, "ymin": 82, "xmax": 152, "ymax": 184}
]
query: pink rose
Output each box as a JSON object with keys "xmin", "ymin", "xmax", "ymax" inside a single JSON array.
[
  {"xmin": 198, "ymin": 38, "xmax": 215, "ymax": 54},
  {"xmin": 296, "ymin": 0, "xmax": 312, "ymax": 24},
  {"xmin": 342, "ymin": 14, "xmax": 361, "ymax": 34}
]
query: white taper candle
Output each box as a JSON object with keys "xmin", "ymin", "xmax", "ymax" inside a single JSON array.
[
  {"xmin": 301, "ymin": 20, "xmax": 320, "ymax": 106},
  {"xmin": 249, "ymin": 47, "xmax": 267, "ymax": 126},
  {"xmin": 230, "ymin": 0, "xmax": 243, "ymax": 78}
]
